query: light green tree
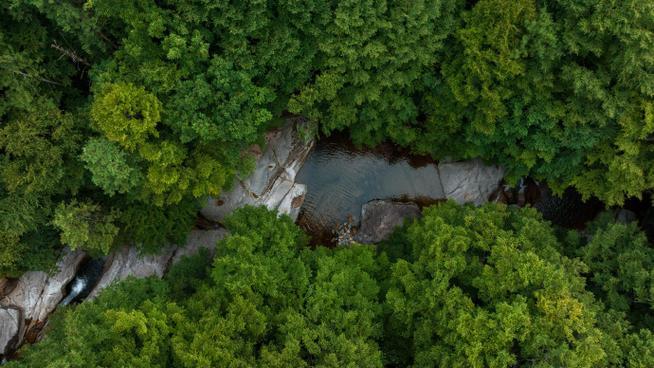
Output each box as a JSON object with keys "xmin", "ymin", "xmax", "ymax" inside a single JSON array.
[
  {"xmin": 52, "ymin": 201, "xmax": 119, "ymax": 255},
  {"xmin": 385, "ymin": 202, "xmax": 620, "ymax": 367}
]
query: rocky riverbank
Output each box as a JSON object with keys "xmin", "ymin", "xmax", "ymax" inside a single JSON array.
[
  {"xmin": 0, "ymin": 121, "xmax": 315, "ymax": 359},
  {"xmin": 0, "ymin": 120, "xmax": 511, "ymax": 358}
]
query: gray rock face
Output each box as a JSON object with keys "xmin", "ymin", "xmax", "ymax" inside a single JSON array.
[
  {"xmin": 88, "ymin": 228, "xmax": 227, "ymax": 299},
  {"xmin": 87, "ymin": 246, "xmax": 176, "ymax": 299},
  {"xmin": 439, "ymin": 159, "xmax": 505, "ymax": 205},
  {"xmin": 1, "ymin": 272, "xmax": 48, "ymax": 322},
  {"xmin": 201, "ymin": 121, "xmax": 314, "ymax": 222},
  {"xmin": 1, "ymin": 248, "xmax": 85, "ymax": 322},
  {"xmin": 354, "ymin": 200, "xmax": 422, "ymax": 244},
  {"xmin": 0, "ymin": 248, "xmax": 85, "ymax": 354},
  {"xmin": 32, "ymin": 249, "xmax": 86, "ymax": 321},
  {"xmin": 0, "ymin": 306, "xmax": 20, "ymax": 356},
  {"xmin": 614, "ymin": 209, "xmax": 638, "ymax": 224},
  {"xmin": 0, "ymin": 278, "xmax": 16, "ymax": 300},
  {"xmin": 171, "ymin": 228, "xmax": 227, "ymax": 264}
]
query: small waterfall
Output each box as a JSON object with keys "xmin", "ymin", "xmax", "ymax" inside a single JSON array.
[
  {"xmin": 59, "ymin": 277, "xmax": 87, "ymax": 306},
  {"xmin": 59, "ymin": 257, "xmax": 105, "ymax": 306}
]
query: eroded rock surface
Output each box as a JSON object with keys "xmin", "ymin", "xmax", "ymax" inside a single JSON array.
[
  {"xmin": 354, "ymin": 200, "xmax": 421, "ymax": 244},
  {"xmin": 439, "ymin": 159, "xmax": 505, "ymax": 205},
  {"xmin": 87, "ymin": 246, "xmax": 176, "ymax": 299},
  {"xmin": 201, "ymin": 121, "xmax": 314, "ymax": 222},
  {"xmin": 171, "ymin": 228, "xmax": 227, "ymax": 264},
  {"xmin": 88, "ymin": 228, "xmax": 227, "ymax": 299},
  {"xmin": 0, "ymin": 306, "xmax": 20, "ymax": 357},
  {"xmin": 0, "ymin": 248, "xmax": 85, "ymax": 354},
  {"xmin": 32, "ymin": 249, "xmax": 86, "ymax": 321}
]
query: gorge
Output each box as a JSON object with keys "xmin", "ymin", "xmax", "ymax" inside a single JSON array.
[{"xmin": 0, "ymin": 121, "xmax": 633, "ymax": 360}]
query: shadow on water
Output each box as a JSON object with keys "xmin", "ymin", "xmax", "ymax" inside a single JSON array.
[{"xmin": 296, "ymin": 134, "xmax": 443, "ymax": 246}]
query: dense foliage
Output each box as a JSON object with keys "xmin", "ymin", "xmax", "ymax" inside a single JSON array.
[
  {"xmin": 8, "ymin": 205, "xmax": 654, "ymax": 367},
  {"xmin": 381, "ymin": 203, "xmax": 653, "ymax": 367},
  {"xmin": 9, "ymin": 207, "xmax": 384, "ymax": 367},
  {"xmin": 1, "ymin": 0, "xmax": 653, "ymax": 275}
]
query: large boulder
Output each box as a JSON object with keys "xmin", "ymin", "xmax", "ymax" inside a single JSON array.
[
  {"xmin": 0, "ymin": 306, "xmax": 20, "ymax": 357},
  {"xmin": 354, "ymin": 200, "xmax": 422, "ymax": 244},
  {"xmin": 0, "ymin": 248, "xmax": 85, "ymax": 352},
  {"xmin": 438, "ymin": 159, "xmax": 504, "ymax": 205},
  {"xmin": 201, "ymin": 121, "xmax": 314, "ymax": 222},
  {"xmin": 31, "ymin": 249, "xmax": 86, "ymax": 321},
  {"xmin": 0, "ymin": 248, "xmax": 85, "ymax": 322}
]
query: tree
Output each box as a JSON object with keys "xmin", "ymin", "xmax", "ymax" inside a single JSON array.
[
  {"xmin": 289, "ymin": 0, "xmax": 462, "ymax": 147},
  {"xmin": 173, "ymin": 206, "xmax": 383, "ymax": 367},
  {"xmin": 8, "ymin": 205, "xmax": 654, "ymax": 367},
  {"xmin": 6, "ymin": 277, "xmax": 174, "ymax": 368},
  {"xmin": 385, "ymin": 202, "xmax": 621, "ymax": 367},
  {"xmin": 9, "ymin": 207, "xmax": 384, "ymax": 367},
  {"xmin": 81, "ymin": 138, "xmax": 142, "ymax": 197},
  {"xmin": 419, "ymin": 0, "xmax": 654, "ymax": 204},
  {"xmin": 564, "ymin": 212, "xmax": 654, "ymax": 329},
  {"xmin": 52, "ymin": 201, "xmax": 119, "ymax": 255},
  {"xmin": 90, "ymin": 83, "xmax": 161, "ymax": 152}
]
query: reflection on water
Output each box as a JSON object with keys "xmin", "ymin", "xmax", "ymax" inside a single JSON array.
[{"xmin": 296, "ymin": 137, "xmax": 444, "ymax": 243}]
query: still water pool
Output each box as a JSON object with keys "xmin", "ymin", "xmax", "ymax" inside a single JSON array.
[{"xmin": 295, "ymin": 137, "xmax": 444, "ymax": 241}]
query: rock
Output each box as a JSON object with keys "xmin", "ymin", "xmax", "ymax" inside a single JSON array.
[
  {"xmin": 335, "ymin": 219, "xmax": 355, "ymax": 246},
  {"xmin": 31, "ymin": 249, "xmax": 86, "ymax": 321},
  {"xmin": 0, "ymin": 278, "xmax": 17, "ymax": 300},
  {"xmin": 277, "ymin": 183, "xmax": 306, "ymax": 221},
  {"xmin": 88, "ymin": 228, "xmax": 228, "ymax": 299},
  {"xmin": 87, "ymin": 246, "xmax": 176, "ymax": 299},
  {"xmin": 0, "ymin": 248, "xmax": 84, "ymax": 353},
  {"xmin": 1, "ymin": 272, "xmax": 47, "ymax": 322},
  {"xmin": 354, "ymin": 200, "xmax": 421, "ymax": 244},
  {"xmin": 201, "ymin": 121, "xmax": 314, "ymax": 222},
  {"xmin": 0, "ymin": 306, "xmax": 20, "ymax": 357},
  {"xmin": 438, "ymin": 159, "xmax": 504, "ymax": 205},
  {"xmin": 1, "ymin": 248, "xmax": 84, "ymax": 322},
  {"xmin": 171, "ymin": 228, "xmax": 227, "ymax": 264},
  {"xmin": 615, "ymin": 209, "xmax": 637, "ymax": 224}
]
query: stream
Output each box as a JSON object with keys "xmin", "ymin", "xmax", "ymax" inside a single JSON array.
[
  {"xmin": 60, "ymin": 257, "xmax": 105, "ymax": 306},
  {"xmin": 294, "ymin": 137, "xmax": 619, "ymax": 244},
  {"xmin": 296, "ymin": 136, "xmax": 444, "ymax": 244}
]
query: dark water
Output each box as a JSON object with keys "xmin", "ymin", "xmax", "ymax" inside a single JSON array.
[
  {"xmin": 62, "ymin": 257, "xmax": 105, "ymax": 304},
  {"xmin": 296, "ymin": 137, "xmax": 443, "ymax": 243}
]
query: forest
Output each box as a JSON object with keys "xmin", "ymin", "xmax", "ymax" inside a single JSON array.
[
  {"xmin": 7, "ymin": 205, "xmax": 654, "ymax": 367},
  {"xmin": 1, "ymin": 0, "xmax": 653, "ymax": 366}
]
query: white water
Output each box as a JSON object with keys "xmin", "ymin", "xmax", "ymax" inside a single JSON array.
[{"xmin": 59, "ymin": 277, "xmax": 87, "ymax": 306}]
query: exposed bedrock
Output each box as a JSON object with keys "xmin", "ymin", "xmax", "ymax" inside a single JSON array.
[{"xmin": 201, "ymin": 120, "xmax": 314, "ymax": 223}]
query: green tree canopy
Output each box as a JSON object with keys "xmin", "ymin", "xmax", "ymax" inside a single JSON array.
[
  {"xmin": 9, "ymin": 207, "xmax": 384, "ymax": 367},
  {"xmin": 2, "ymin": 0, "xmax": 654, "ymax": 282},
  {"xmin": 564, "ymin": 213, "xmax": 654, "ymax": 330},
  {"xmin": 384, "ymin": 202, "xmax": 639, "ymax": 367}
]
